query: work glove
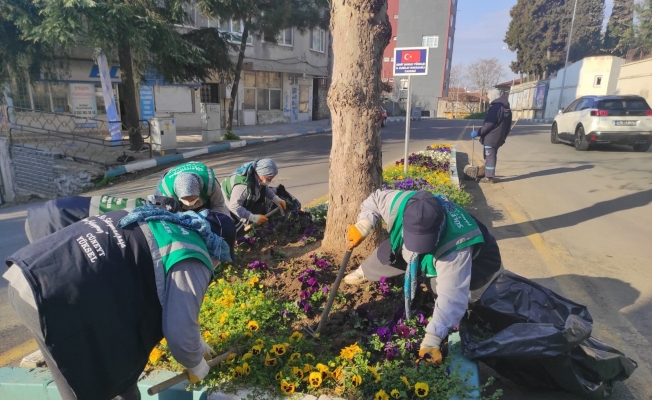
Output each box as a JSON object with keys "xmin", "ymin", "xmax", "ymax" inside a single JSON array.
[
  {"xmin": 201, "ymin": 340, "xmax": 217, "ymax": 361},
  {"xmin": 470, "ymin": 130, "xmax": 478, "ymax": 138},
  {"xmin": 346, "ymin": 220, "xmax": 373, "ymax": 250},
  {"xmin": 418, "ymin": 333, "xmax": 443, "ymax": 365},
  {"xmin": 187, "ymin": 358, "xmax": 210, "ymax": 384},
  {"xmin": 249, "ymin": 214, "xmax": 269, "ymax": 226},
  {"xmin": 272, "ymin": 195, "xmax": 287, "ymax": 215}
]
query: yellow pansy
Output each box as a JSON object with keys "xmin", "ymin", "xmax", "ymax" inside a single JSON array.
[
  {"xmin": 339, "ymin": 342, "xmax": 363, "ymax": 360},
  {"xmin": 242, "ymin": 352, "xmax": 253, "ymax": 361},
  {"xmin": 351, "ymin": 374, "xmax": 362, "ymax": 387},
  {"xmin": 242, "ymin": 362, "xmax": 250, "ymax": 375},
  {"xmin": 271, "ymin": 344, "xmax": 286, "ymax": 356},
  {"xmin": 330, "ymin": 366, "xmax": 343, "ymax": 382},
  {"xmin": 275, "ymin": 371, "xmax": 283, "ymax": 381},
  {"xmin": 280, "ymin": 380, "xmax": 295, "ymax": 395},
  {"xmin": 148, "ymin": 348, "xmax": 164, "ymax": 364},
  {"xmin": 255, "ymin": 339, "xmax": 265, "ymax": 346},
  {"xmin": 289, "ymin": 331, "xmax": 303, "ymax": 342},
  {"xmin": 202, "ymin": 331, "xmax": 212, "ymax": 340},
  {"xmin": 368, "ymin": 366, "xmax": 381, "ymax": 383},
  {"xmin": 264, "ymin": 352, "xmax": 277, "ymax": 366},
  {"xmin": 305, "ymin": 353, "xmax": 315, "ymax": 359},
  {"xmin": 375, "ymin": 389, "xmax": 389, "ymax": 400},
  {"xmin": 248, "ymin": 276, "xmax": 259, "ymax": 287},
  {"xmin": 415, "ymin": 382, "xmax": 429, "ymax": 397},
  {"xmin": 232, "ymin": 366, "xmax": 243, "ymax": 378},
  {"xmin": 292, "ymin": 366, "xmax": 304, "ymax": 379},
  {"xmin": 334, "ymin": 386, "xmax": 345, "ymax": 395},
  {"xmin": 309, "ymin": 371, "xmax": 322, "ymax": 388},
  {"xmin": 247, "ymin": 321, "xmax": 259, "ymax": 332},
  {"xmin": 226, "ymin": 353, "xmax": 236, "ymax": 363},
  {"xmin": 251, "ymin": 345, "xmax": 262, "ymax": 356},
  {"xmin": 289, "ymin": 352, "xmax": 301, "ymax": 362},
  {"xmin": 243, "ymin": 332, "xmax": 252, "ymax": 338},
  {"xmin": 219, "ymin": 332, "xmax": 229, "ymax": 342},
  {"xmin": 390, "ymin": 389, "xmax": 400, "ymax": 399},
  {"xmin": 303, "ymin": 364, "xmax": 314, "ymax": 373}
]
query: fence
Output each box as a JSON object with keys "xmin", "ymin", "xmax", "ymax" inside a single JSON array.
[
  {"xmin": 3, "ymin": 107, "xmax": 151, "ymax": 166},
  {"xmin": 625, "ymin": 48, "xmax": 652, "ymax": 64}
]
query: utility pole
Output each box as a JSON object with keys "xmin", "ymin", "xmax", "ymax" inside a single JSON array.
[{"xmin": 557, "ymin": 0, "xmax": 578, "ymax": 112}]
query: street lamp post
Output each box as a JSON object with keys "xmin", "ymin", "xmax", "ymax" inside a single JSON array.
[{"xmin": 557, "ymin": 0, "xmax": 579, "ymax": 112}]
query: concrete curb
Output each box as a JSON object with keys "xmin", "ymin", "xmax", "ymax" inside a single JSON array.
[
  {"xmin": 522, "ymin": 118, "xmax": 553, "ymax": 124},
  {"xmin": 105, "ymin": 128, "xmax": 332, "ymax": 178},
  {"xmin": 450, "ymin": 145, "xmax": 460, "ymax": 187}
]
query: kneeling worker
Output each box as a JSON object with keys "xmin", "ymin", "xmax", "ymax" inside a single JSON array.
[
  {"xmin": 344, "ymin": 190, "xmax": 503, "ymax": 364},
  {"xmin": 156, "ymin": 161, "xmax": 229, "ymax": 215},
  {"xmin": 221, "ymin": 158, "xmax": 287, "ymax": 227},
  {"xmin": 4, "ymin": 207, "xmax": 235, "ymax": 400}
]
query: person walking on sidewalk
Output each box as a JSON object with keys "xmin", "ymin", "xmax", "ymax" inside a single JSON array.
[
  {"xmin": 156, "ymin": 161, "xmax": 229, "ymax": 215},
  {"xmin": 4, "ymin": 207, "xmax": 236, "ymax": 400},
  {"xmin": 221, "ymin": 158, "xmax": 287, "ymax": 228},
  {"xmin": 343, "ymin": 190, "xmax": 503, "ymax": 364},
  {"xmin": 471, "ymin": 92, "xmax": 512, "ymax": 183}
]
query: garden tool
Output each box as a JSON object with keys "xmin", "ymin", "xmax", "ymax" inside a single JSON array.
[
  {"xmin": 235, "ymin": 206, "xmax": 281, "ymax": 233},
  {"xmin": 147, "ymin": 345, "xmax": 240, "ymax": 395},
  {"xmin": 463, "ymin": 125, "xmax": 482, "ymax": 181},
  {"xmin": 304, "ymin": 249, "xmax": 353, "ymax": 338}
]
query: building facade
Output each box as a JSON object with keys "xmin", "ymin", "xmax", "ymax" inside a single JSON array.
[
  {"xmin": 4, "ymin": 9, "xmax": 330, "ymax": 130},
  {"xmin": 382, "ymin": 0, "xmax": 457, "ymax": 117}
]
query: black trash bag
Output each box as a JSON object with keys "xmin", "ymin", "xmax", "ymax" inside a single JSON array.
[
  {"xmin": 266, "ymin": 184, "xmax": 302, "ymax": 213},
  {"xmin": 460, "ymin": 272, "xmax": 637, "ymax": 398}
]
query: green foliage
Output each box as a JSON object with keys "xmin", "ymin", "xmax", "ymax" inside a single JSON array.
[
  {"xmin": 634, "ymin": 0, "xmax": 652, "ymax": 51},
  {"xmin": 222, "ymin": 131, "xmax": 241, "ymax": 140},
  {"xmin": 603, "ymin": 0, "xmax": 635, "ymax": 56},
  {"xmin": 464, "ymin": 112, "xmax": 487, "ymax": 120}
]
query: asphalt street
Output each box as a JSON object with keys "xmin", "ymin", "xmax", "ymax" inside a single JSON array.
[{"xmin": 1, "ymin": 119, "xmax": 651, "ymax": 399}]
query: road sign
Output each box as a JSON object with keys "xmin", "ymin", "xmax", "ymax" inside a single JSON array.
[{"xmin": 393, "ymin": 47, "xmax": 429, "ymax": 76}]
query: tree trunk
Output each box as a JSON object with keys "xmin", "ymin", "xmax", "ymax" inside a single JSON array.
[
  {"xmin": 225, "ymin": 24, "xmax": 250, "ymax": 133},
  {"xmin": 117, "ymin": 35, "xmax": 143, "ymax": 150},
  {"xmin": 321, "ymin": 0, "xmax": 391, "ymax": 253}
]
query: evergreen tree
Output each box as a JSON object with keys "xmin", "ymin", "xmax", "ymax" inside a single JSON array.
[
  {"xmin": 604, "ymin": 0, "xmax": 634, "ymax": 57},
  {"xmin": 634, "ymin": 0, "xmax": 652, "ymax": 51},
  {"xmin": 569, "ymin": 0, "xmax": 605, "ymax": 61}
]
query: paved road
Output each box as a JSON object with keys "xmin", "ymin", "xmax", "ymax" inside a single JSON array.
[{"xmin": 1, "ymin": 119, "xmax": 651, "ymax": 399}]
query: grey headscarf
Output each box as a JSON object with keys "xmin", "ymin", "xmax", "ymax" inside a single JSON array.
[
  {"xmin": 254, "ymin": 158, "xmax": 278, "ymax": 177},
  {"xmin": 173, "ymin": 172, "xmax": 203, "ymax": 198}
]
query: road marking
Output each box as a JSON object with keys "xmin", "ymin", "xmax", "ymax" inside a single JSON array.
[{"xmin": 0, "ymin": 339, "xmax": 37, "ymax": 367}]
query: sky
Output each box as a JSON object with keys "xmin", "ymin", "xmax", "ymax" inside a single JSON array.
[{"xmin": 453, "ymin": 0, "xmax": 614, "ymax": 80}]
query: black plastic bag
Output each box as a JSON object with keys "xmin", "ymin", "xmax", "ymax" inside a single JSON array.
[{"xmin": 460, "ymin": 272, "xmax": 637, "ymax": 398}]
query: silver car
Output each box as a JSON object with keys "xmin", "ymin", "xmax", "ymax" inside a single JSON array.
[{"xmin": 551, "ymin": 95, "xmax": 652, "ymax": 152}]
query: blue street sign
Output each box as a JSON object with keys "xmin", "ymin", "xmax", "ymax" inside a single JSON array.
[{"xmin": 393, "ymin": 48, "xmax": 429, "ymax": 76}]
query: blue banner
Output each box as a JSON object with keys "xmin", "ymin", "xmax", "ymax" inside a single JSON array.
[
  {"xmin": 139, "ymin": 85, "xmax": 155, "ymax": 126},
  {"xmin": 96, "ymin": 52, "xmax": 122, "ymax": 143}
]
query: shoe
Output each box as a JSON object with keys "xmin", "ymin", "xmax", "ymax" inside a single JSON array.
[
  {"xmin": 480, "ymin": 177, "xmax": 494, "ymax": 184},
  {"xmin": 343, "ymin": 266, "xmax": 367, "ymax": 285}
]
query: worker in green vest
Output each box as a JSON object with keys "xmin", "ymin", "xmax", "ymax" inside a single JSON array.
[
  {"xmin": 4, "ymin": 207, "xmax": 236, "ymax": 400},
  {"xmin": 221, "ymin": 158, "xmax": 287, "ymax": 227},
  {"xmin": 344, "ymin": 190, "xmax": 503, "ymax": 365},
  {"xmin": 156, "ymin": 162, "xmax": 229, "ymax": 216}
]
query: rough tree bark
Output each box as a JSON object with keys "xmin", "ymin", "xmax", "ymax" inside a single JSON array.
[
  {"xmin": 117, "ymin": 36, "xmax": 144, "ymax": 150},
  {"xmin": 225, "ymin": 24, "xmax": 250, "ymax": 133},
  {"xmin": 321, "ymin": 0, "xmax": 391, "ymax": 253}
]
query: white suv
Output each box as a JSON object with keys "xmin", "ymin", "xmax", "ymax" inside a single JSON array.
[{"xmin": 551, "ymin": 95, "xmax": 652, "ymax": 152}]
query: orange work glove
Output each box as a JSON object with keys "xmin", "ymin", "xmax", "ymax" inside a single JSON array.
[
  {"xmin": 347, "ymin": 225, "xmax": 366, "ymax": 250},
  {"xmin": 418, "ymin": 347, "xmax": 443, "ymax": 365}
]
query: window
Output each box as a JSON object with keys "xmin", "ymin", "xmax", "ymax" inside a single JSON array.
[
  {"xmin": 50, "ymin": 84, "xmax": 70, "ymax": 113},
  {"xmin": 450, "ymin": 15, "xmax": 455, "ymax": 27},
  {"xmin": 393, "ymin": 36, "xmax": 397, "ymax": 41},
  {"xmin": 393, "ymin": 14, "xmax": 399, "ymax": 19},
  {"xmin": 244, "ymin": 71, "xmax": 282, "ymax": 111},
  {"xmin": 311, "ymin": 28, "xmax": 326, "ymax": 52},
  {"xmin": 446, "ymin": 58, "xmax": 451, "ymax": 71},
  {"xmin": 594, "ymin": 75, "xmax": 603, "ymax": 87},
  {"xmin": 448, "ymin": 37, "xmax": 453, "ymax": 49},
  {"xmin": 391, "ymin": 57, "xmax": 395, "ymax": 62},
  {"xmin": 219, "ymin": 19, "xmax": 252, "ymax": 45},
  {"xmin": 422, "ymin": 35, "xmax": 439, "ymax": 48},
  {"xmin": 299, "ymin": 85, "xmax": 310, "ymax": 112},
  {"xmin": 382, "ymin": 78, "xmax": 389, "ymax": 82},
  {"xmin": 277, "ymin": 28, "xmax": 293, "ymax": 46},
  {"xmin": 383, "ymin": 57, "xmax": 390, "ymax": 62},
  {"xmin": 564, "ymin": 98, "xmax": 582, "ymax": 113},
  {"xmin": 389, "ymin": 78, "xmax": 394, "ymax": 82}
]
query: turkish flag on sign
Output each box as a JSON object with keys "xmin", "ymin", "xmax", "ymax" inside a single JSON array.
[{"xmin": 401, "ymin": 50, "xmax": 421, "ymax": 63}]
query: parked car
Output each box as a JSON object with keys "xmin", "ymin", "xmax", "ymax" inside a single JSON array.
[
  {"xmin": 551, "ymin": 95, "xmax": 652, "ymax": 152},
  {"xmin": 380, "ymin": 107, "xmax": 387, "ymax": 127}
]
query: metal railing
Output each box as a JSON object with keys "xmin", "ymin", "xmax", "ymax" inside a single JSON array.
[{"xmin": 3, "ymin": 107, "xmax": 152, "ymax": 166}]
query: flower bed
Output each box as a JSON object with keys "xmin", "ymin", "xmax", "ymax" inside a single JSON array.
[
  {"xmin": 382, "ymin": 144, "xmax": 471, "ymax": 206},
  {"xmin": 147, "ymin": 145, "xmax": 497, "ymax": 399}
]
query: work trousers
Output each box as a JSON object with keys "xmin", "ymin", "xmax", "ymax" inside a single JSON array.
[
  {"xmin": 483, "ymin": 146, "xmax": 498, "ymax": 178},
  {"xmin": 8, "ymin": 285, "xmax": 141, "ymax": 400}
]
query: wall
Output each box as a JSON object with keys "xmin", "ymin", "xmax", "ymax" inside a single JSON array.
[
  {"xmin": 615, "ymin": 58, "xmax": 652, "ymax": 106},
  {"xmin": 155, "ymin": 87, "xmax": 202, "ymax": 130},
  {"xmin": 397, "ymin": 0, "xmax": 454, "ymax": 117},
  {"xmin": 382, "ymin": 0, "xmax": 400, "ymax": 82},
  {"xmin": 544, "ymin": 56, "xmax": 625, "ymax": 119}
]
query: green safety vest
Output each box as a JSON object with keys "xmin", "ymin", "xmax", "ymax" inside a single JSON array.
[
  {"xmin": 142, "ymin": 219, "xmax": 214, "ymax": 277},
  {"xmin": 222, "ymin": 174, "xmax": 260, "ymax": 208},
  {"xmin": 89, "ymin": 195, "xmax": 146, "ymax": 216},
  {"xmin": 159, "ymin": 162, "xmax": 216, "ymax": 203},
  {"xmin": 389, "ymin": 191, "xmax": 484, "ymax": 278}
]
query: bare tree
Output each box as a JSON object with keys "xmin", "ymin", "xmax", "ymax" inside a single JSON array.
[
  {"xmin": 448, "ymin": 64, "xmax": 466, "ymax": 117},
  {"xmin": 321, "ymin": 0, "xmax": 391, "ymax": 252},
  {"xmin": 466, "ymin": 58, "xmax": 504, "ymax": 111}
]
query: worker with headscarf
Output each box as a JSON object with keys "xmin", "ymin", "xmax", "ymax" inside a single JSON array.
[
  {"xmin": 344, "ymin": 190, "xmax": 503, "ymax": 365},
  {"xmin": 155, "ymin": 161, "xmax": 229, "ymax": 216},
  {"xmin": 4, "ymin": 206, "xmax": 236, "ymax": 400},
  {"xmin": 221, "ymin": 158, "xmax": 287, "ymax": 227}
]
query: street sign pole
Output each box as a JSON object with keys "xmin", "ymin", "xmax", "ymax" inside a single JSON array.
[
  {"xmin": 393, "ymin": 47, "xmax": 428, "ymax": 174},
  {"xmin": 404, "ymin": 75, "xmax": 411, "ymax": 173}
]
